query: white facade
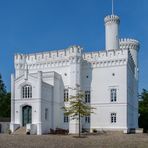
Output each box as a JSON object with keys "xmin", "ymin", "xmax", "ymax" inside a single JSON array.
[{"xmin": 10, "ymin": 14, "xmax": 140, "ymax": 135}]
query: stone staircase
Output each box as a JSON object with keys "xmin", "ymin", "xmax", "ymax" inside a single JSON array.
[{"xmin": 13, "ymin": 127, "xmax": 26, "ymax": 135}]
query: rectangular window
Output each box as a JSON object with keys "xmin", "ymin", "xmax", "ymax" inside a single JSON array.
[
  {"xmin": 64, "ymin": 114, "xmax": 69, "ymax": 123},
  {"xmin": 85, "ymin": 116, "xmax": 90, "ymax": 123},
  {"xmin": 110, "ymin": 89, "xmax": 117, "ymax": 102},
  {"xmin": 22, "ymin": 85, "xmax": 32, "ymax": 98},
  {"xmin": 23, "ymin": 87, "xmax": 25, "ymax": 98},
  {"xmin": 45, "ymin": 108, "xmax": 48, "ymax": 120},
  {"xmin": 85, "ymin": 91, "xmax": 90, "ymax": 103},
  {"xmin": 111, "ymin": 113, "xmax": 116, "ymax": 123},
  {"xmin": 64, "ymin": 89, "xmax": 69, "ymax": 102}
]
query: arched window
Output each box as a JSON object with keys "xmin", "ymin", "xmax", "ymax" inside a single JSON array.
[{"xmin": 22, "ymin": 85, "xmax": 32, "ymax": 98}]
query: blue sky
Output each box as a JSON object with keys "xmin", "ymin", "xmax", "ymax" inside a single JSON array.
[{"xmin": 0, "ymin": 0, "xmax": 147, "ymax": 92}]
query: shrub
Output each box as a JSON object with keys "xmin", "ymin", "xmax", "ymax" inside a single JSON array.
[{"xmin": 92, "ymin": 129, "xmax": 97, "ymax": 133}]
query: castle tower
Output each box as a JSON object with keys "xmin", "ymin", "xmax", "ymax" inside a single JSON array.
[
  {"xmin": 104, "ymin": 15, "xmax": 120, "ymax": 50},
  {"xmin": 119, "ymin": 38, "xmax": 140, "ymax": 79},
  {"xmin": 119, "ymin": 38, "xmax": 140, "ymax": 68},
  {"xmin": 69, "ymin": 45, "xmax": 82, "ymax": 134}
]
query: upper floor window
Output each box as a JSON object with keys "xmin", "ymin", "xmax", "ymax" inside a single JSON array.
[
  {"xmin": 110, "ymin": 89, "xmax": 117, "ymax": 102},
  {"xmin": 64, "ymin": 89, "xmax": 69, "ymax": 102},
  {"xmin": 22, "ymin": 85, "xmax": 32, "ymax": 98},
  {"xmin": 85, "ymin": 91, "xmax": 90, "ymax": 103},
  {"xmin": 85, "ymin": 116, "xmax": 90, "ymax": 123},
  {"xmin": 111, "ymin": 113, "xmax": 116, "ymax": 123}
]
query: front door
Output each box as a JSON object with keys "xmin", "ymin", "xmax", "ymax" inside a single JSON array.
[{"xmin": 22, "ymin": 105, "xmax": 32, "ymax": 126}]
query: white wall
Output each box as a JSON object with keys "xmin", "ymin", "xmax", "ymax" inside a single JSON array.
[{"xmin": 90, "ymin": 64, "xmax": 127, "ymax": 129}]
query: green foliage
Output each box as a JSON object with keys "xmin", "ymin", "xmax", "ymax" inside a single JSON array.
[
  {"xmin": 139, "ymin": 89, "xmax": 148, "ymax": 132},
  {"xmin": 62, "ymin": 90, "xmax": 95, "ymax": 137},
  {"xmin": 0, "ymin": 74, "xmax": 6, "ymax": 96},
  {"xmin": 62, "ymin": 91, "xmax": 95, "ymax": 119},
  {"xmin": 0, "ymin": 74, "xmax": 11, "ymax": 117}
]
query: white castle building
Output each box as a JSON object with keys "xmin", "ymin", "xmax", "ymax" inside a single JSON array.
[{"xmin": 10, "ymin": 12, "xmax": 140, "ymax": 135}]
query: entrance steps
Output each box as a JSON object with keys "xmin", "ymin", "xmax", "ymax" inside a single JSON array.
[{"xmin": 13, "ymin": 127, "xmax": 26, "ymax": 135}]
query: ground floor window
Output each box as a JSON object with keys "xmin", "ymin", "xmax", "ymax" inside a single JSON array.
[
  {"xmin": 45, "ymin": 108, "xmax": 48, "ymax": 120},
  {"xmin": 111, "ymin": 113, "xmax": 116, "ymax": 123},
  {"xmin": 85, "ymin": 116, "xmax": 90, "ymax": 123},
  {"xmin": 64, "ymin": 114, "xmax": 69, "ymax": 123}
]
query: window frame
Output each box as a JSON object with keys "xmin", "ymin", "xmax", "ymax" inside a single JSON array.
[
  {"xmin": 64, "ymin": 89, "xmax": 69, "ymax": 102},
  {"xmin": 85, "ymin": 91, "xmax": 90, "ymax": 103},
  {"xmin": 45, "ymin": 108, "xmax": 48, "ymax": 120},
  {"xmin": 22, "ymin": 84, "xmax": 32, "ymax": 99},
  {"xmin": 85, "ymin": 116, "xmax": 90, "ymax": 123},
  {"xmin": 110, "ymin": 88, "xmax": 117, "ymax": 102},
  {"xmin": 111, "ymin": 113, "xmax": 117, "ymax": 123},
  {"xmin": 64, "ymin": 114, "xmax": 69, "ymax": 123}
]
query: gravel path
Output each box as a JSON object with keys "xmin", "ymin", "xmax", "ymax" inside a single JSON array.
[{"xmin": 0, "ymin": 132, "xmax": 148, "ymax": 148}]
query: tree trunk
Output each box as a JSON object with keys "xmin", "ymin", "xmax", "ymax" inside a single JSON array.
[{"xmin": 79, "ymin": 112, "xmax": 80, "ymax": 137}]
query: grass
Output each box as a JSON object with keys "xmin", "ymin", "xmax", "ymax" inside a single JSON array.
[{"xmin": 0, "ymin": 132, "xmax": 148, "ymax": 148}]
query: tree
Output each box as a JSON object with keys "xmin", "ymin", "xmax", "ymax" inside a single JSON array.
[
  {"xmin": 0, "ymin": 74, "xmax": 11, "ymax": 117},
  {"xmin": 0, "ymin": 93, "xmax": 11, "ymax": 117},
  {"xmin": 0, "ymin": 74, "xmax": 6, "ymax": 96},
  {"xmin": 62, "ymin": 89, "xmax": 95, "ymax": 137},
  {"xmin": 139, "ymin": 89, "xmax": 148, "ymax": 132}
]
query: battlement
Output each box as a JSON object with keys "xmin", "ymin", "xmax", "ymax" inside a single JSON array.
[
  {"xmin": 14, "ymin": 45, "xmax": 134, "ymax": 71},
  {"xmin": 83, "ymin": 48, "xmax": 128, "ymax": 61},
  {"xmin": 104, "ymin": 15, "xmax": 120, "ymax": 24},
  {"xmin": 119, "ymin": 38, "xmax": 140, "ymax": 51},
  {"xmin": 15, "ymin": 45, "xmax": 83, "ymax": 64}
]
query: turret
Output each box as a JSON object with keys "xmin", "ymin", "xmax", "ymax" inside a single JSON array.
[
  {"xmin": 14, "ymin": 54, "xmax": 26, "ymax": 78},
  {"xmin": 104, "ymin": 15, "xmax": 120, "ymax": 50},
  {"xmin": 119, "ymin": 38, "xmax": 140, "ymax": 68}
]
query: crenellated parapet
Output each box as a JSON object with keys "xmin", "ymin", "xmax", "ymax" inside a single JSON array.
[
  {"xmin": 83, "ymin": 48, "xmax": 128, "ymax": 61},
  {"xmin": 15, "ymin": 46, "xmax": 83, "ymax": 63},
  {"xmin": 104, "ymin": 15, "xmax": 120, "ymax": 24},
  {"xmin": 82, "ymin": 48, "xmax": 129, "ymax": 68},
  {"xmin": 14, "ymin": 46, "xmax": 83, "ymax": 70},
  {"xmin": 119, "ymin": 38, "xmax": 140, "ymax": 51},
  {"xmin": 14, "ymin": 45, "xmax": 135, "ymax": 72}
]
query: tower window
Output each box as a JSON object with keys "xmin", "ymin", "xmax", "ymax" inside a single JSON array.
[
  {"xmin": 111, "ymin": 113, "xmax": 116, "ymax": 123},
  {"xmin": 110, "ymin": 89, "xmax": 117, "ymax": 102},
  {"xmin": 22, "ymin": 85, "xmax": 32, "ymax": 98},
  {"xmin": 64, "ymin": 89, "xmax": 69, "ymax": 102},
  {"xmin": 85, "ymin": 91, "xmax": 90, "ymax": 103},
  {"xmin": 64, "ymin": 114, "xmax": 69, "ymax": 123}
]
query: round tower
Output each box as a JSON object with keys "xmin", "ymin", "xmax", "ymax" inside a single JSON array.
[
  {"xmin": 119, "ymin": 38, "xmax": 140, "ymax": 68},
  {"xmin": 104, "ymin": 15, "xmax": 120, "ymax": 50}
]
